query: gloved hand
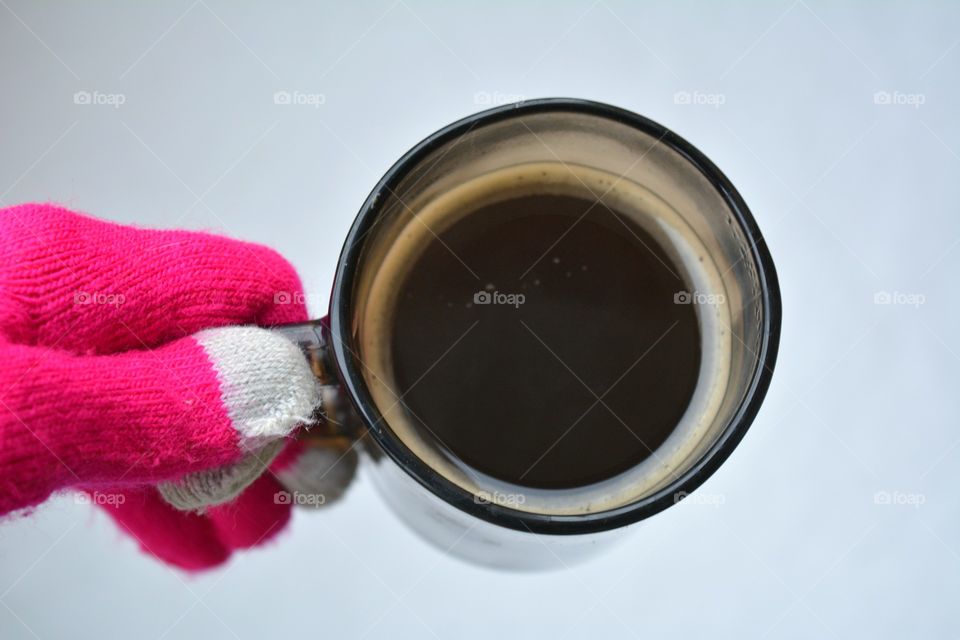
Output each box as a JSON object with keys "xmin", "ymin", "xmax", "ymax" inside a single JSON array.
[{"xmin": 0, "ymin": 203, "xmax": 354, "ymax": 570}]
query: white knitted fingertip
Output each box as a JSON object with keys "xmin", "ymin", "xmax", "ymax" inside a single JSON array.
[
  {"xmin": 158, "ymin": 439, "xmax": 286, "ymax": 511},
  {"xmin": 195, "ymin": 326, "xmax": 321, "ymax": 450}
]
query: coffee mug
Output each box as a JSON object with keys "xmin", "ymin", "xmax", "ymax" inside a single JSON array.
[{"xmin": 275, "ymin": 98, "xmax": 781, "ymax": 570}]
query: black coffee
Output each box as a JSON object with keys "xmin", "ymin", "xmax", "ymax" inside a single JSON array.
[{"xmin": 390, "ymin": 193, "xmax": 701, "ymax": 489}]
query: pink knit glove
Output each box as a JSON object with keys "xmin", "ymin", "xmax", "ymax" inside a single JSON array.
[{"xmin": 0, "ymin": 203, "xmax": 338, "ymax": 570}]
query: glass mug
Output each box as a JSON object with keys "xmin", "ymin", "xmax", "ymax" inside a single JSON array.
[{"xmin": 274, "ymin": 98, "xmax": 781, "ymax": 570}]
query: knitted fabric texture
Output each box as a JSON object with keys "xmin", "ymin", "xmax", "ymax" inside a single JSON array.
[
  {"xmin": 0, "ymin": 203, "xmax": 320, "ymax": 570},
  {"xmin": 158, "ymin": 438, "xmax": 287, "ymax": 511}
]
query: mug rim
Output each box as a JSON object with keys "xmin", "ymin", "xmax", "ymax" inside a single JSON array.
[{"xmin": 328, "ymin": 97, "xmax": 782, "ymax": 535}]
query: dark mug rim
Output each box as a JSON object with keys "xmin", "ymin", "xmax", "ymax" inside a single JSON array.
[{"xmin": 328, "ymin": 97, "xmax": 782, "ymax": 535}]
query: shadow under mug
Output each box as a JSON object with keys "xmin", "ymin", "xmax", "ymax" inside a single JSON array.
[{"xmin": 275, "ymin": 98, "xmax": 781, "ymax": 570}]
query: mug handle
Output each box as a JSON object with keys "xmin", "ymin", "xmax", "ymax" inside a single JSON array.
[{"xmin": 272, "ymin": 318, "xmax": 364, "ymax": 445}]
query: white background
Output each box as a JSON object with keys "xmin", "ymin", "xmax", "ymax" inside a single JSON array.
[{"xmin": 1, "ymin": 2, "xmax": 958, "ymax": 638}]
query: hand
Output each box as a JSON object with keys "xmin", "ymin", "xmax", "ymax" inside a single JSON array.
[{"xmin": 0, "ymin": 203, "xmax": 354, "ymax": 570}]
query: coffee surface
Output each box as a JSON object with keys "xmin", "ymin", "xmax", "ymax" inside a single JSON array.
[{"xmin": 391, "ymin": 193, "xmax": 701, "ymax": 489}]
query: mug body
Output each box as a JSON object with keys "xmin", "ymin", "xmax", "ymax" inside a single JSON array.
[{"xmin": 326, "ymin": 98, "xmax": 781, "ymax": 569}]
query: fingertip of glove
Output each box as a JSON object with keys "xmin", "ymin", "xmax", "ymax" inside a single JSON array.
[
  {"xmin": 157, "ymin": 439, "xmax": 286, "ymax": 512},
  {"xmin": 195, "ymin": 326, "xmax": 321, "ymax": 450}
]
